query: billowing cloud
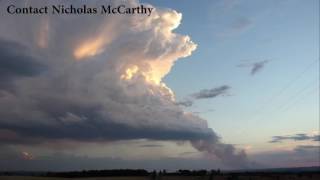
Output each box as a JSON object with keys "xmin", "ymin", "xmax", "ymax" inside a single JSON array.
[
  {"xmin": 191, "ymin": 138, "xmax": 251, "ymax": 168},
  {"xmin": 269, "ymin": 133, "xmax": 320, "ymax": 143},
  {"xmin": 237, "ymin": 60, "xmax": 270, "ymax": 76},
  {"xmin": 0, "ymin": 0, "xmax": 249, "ymax": 168},
  {"xmin": 192, "ymin": 85, "xmax": 231, "ymax": 99}
]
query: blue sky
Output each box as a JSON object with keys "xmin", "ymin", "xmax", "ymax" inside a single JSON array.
[{"xmin": 144, "ymin": 0, "xmax": 319, "ymax": 150}]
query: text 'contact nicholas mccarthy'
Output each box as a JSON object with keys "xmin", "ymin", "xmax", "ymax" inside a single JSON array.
[{"xmin": 6, "ymin": 4, "xmax": 154, "ymax": 16}]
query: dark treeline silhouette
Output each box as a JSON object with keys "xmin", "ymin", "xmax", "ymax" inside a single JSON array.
[
  {"xmin": 226, "ymin": 171, "xmax": 317, "ymax": 179},
  {"xmin": 163, "ymin": 169, "xmax": 221, "ymax": 176},
  {"xmin": 46, "ymin": 169, "xmax": 149, "ymax": 178},
  {"xmin": 0, "ymin": 167, "xmax": 319, "ymax": 179},
  {"xmin": 43, "ymin": 169, "xmax": 221, "ymax": 178}
]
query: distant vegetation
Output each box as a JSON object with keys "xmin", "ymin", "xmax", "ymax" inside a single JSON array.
[
  {"xmin": 0, "ymin": 169, "xmax": 221, "ymax": 178},
  {"xmin": 0, "ymin": 167, "xmax": 319, "ymax": 180}
]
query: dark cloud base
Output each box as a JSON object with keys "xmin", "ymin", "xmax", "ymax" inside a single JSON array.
[
  {"xmin": 0, "ymin": 39, "xmax": 45, "ymax": 78},
  {"xmin": 0, "ymin": 120, "xmax": 214, "ymax": 144}
]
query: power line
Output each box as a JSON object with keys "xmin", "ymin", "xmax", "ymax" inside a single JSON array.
[
  {"xmin": 281, "ymin": 85, "xmax": 318, "ymax": 113},
  {"xmin": 249, "ymin": 59, "xmax": 319, "ymax": 121},
  {"xmin": 277, "ymin": 78, "xmax": 318, "ymax": 111}
]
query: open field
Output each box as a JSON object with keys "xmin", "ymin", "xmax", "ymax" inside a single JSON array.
[{"xmin": 1, "ymin": 174, "xmax": 320, "ymax": 180}]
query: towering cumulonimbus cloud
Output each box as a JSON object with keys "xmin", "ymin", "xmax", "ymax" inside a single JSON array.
[{"xmin": 0, "ymin": 0, "xmax": 250, "ymax": 168}]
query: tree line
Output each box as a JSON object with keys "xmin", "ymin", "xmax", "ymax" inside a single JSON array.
[{"xmin": 44, "ymin": 169, "xmax": 222, "ymax": 178}]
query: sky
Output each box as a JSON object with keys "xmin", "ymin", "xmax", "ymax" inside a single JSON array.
[{"xmin": 0, "ymin": 0, "xmax": 319, "ymax": 171}]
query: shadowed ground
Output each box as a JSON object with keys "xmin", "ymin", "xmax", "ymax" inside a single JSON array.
[{"xmin": 1, "ymin": 174, "xmax": 320, "ymax": 180}]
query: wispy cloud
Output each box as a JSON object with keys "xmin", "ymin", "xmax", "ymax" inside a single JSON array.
[
  {"xmin": 192, "ymin": 85, "xmax": 231, "ymax": 99},
  {"xmin": 231, "ymin": 17, "xmax": 253, "ymax": 33},
  {"xmin": 139, "ymin": 144, "xmax": 163, "ymax": 148},
  {"xmin": 251, "ymin": 60, "xmax": 270, "ymax": 75},
  {"xmin": 175, "ymin": 100, "xmax": 193, "ymax": 107},
  {"xmin": 269, "ymin": 133, "xmax": 320, "ymax": 143},
  {"xmin": 294, "ymin": 145, "xmax": 320, "ymax": 152},
  {"xmin": 179, "ymin": 151, "xmax": 198, "ymax": 156},
  {"xmin": 192, "ymin": 109, "xmax": 215, "ymax": 115},
  {"xmin": 176, "ymin": 86, "xmax": 231, "ymax": 108},
  {"xmin": 237, "ymin": 60, "xmax": 270, "ymax": 76},
  {"xmin": 217, "ymin": 17, "xmax": 254, "ymax": 37},
  {"xmin": 251, "ymin": 145, "xmax": 320, "ymax": 168}
]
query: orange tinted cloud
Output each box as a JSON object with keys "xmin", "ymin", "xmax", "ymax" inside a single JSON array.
[{"xmin": 74, "ymin": 37, "xmax": 105, "ymax": 60}]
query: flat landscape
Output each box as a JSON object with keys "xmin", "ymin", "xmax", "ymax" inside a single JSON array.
[{"xmin": 1, "ymin": 174, "xmax": 320, "ymax": 180}]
